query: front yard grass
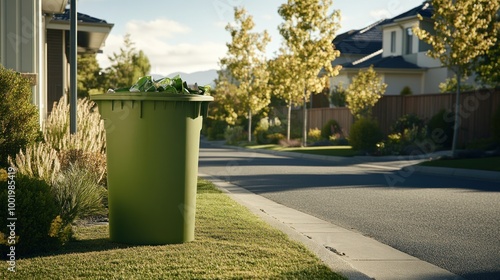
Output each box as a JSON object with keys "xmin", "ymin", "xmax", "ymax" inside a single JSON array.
[
  {"xmin": 246, "ymin": 144, "xmax": 358, "ymax": 157},
  {"xmin": 420, "ymin": 156, "xmax": 500, "ymax": 172},
  {"xmin": 1, "ymin": 179, "xmax": 345, "ymax": 280}
]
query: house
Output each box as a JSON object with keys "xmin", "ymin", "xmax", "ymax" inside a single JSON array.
[
  {"xmin": 330, "ymin": 1, "xmax": 476, "ymax": 96},
  {"xmin": 0, "ymin": 0, "xmax": 113, "ymax": 124}
]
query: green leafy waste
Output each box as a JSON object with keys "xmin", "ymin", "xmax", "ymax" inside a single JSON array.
[{"xmin": 111, "ymin": 75, "xmax": 211, "ymax": 95}]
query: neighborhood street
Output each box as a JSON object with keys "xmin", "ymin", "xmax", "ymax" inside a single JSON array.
[{"xmin": 198, "ymin": 142, "xmax": 500, "ymax": 280}]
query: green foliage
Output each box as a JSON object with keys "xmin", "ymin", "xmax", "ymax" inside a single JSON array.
[
  {"xmin": 77, "ymin": 54, "xmax": 105, "ymax": 98},
  {"xmin": 427, "ymin": 108, "xmax": 455, "ymax": 148},
  {"xmin": 59, "ymin": 149, "xmax": 107, "ymax": 187},
  {"xmin": 0, "ymin": 66, "xmax": 40, "ymax": 167},
  {"xmin": 346, "ymin": 65, "xmax": 387, "ymax": 119},
  {"xmin": 439, "ymin": 77, "xmax": 475, "ymax": 93},
  {"xmin": 204, "ymin": 119, "xmax": 227, "ymax": 141},
  {"xmin": 414, "ymin": 0, "xmax": 499, "ymax": 78},
  {"xmin": 219, "ymin": 8, "xmax": 271, "ymax": 142},
  {"xmin": 52, "ymin": 164, "xmax": 107, "ymax": 225},
  {"xmin": 224, "ymin": 126, "xmax": 245, "ymax": 145},
  {"xmin": 277, "ymin": 0, "xmax": 342, "ymax": 143},
  {"xmin": 321, "ymin": 119, "xmax": 342, "ymax": 140},
  {"xmin": 105, "ymin": 34, "xmax": 151, "ymax": 89},
  {"xmin": 400, "ymin": 86, "xmax": 413, "ymax": 96},
  {"xmin": 391, "ymin": 114, "xmax": 425, "ymax": 135},
  {"xmin": 0, "ymin": 172, "xmax": 61, "ymax": 256},
  {"xmin": 349, "ymin": 118, "xmax": 383, "ymax": 153},
  {"xmin": 330, "ymin": 84, "xmax": 347, "ymax": 107},
  {"xmin": 308, "ymin": 128, "xmax": 322, "ymax": 143},
  {"xmin": 254, "ymin": 118, "xmax": 285, "ymax": 145}
]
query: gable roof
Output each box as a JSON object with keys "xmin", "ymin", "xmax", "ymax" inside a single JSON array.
[
  {"xmin": 385, "ymin": 1, "xmax": 433, "ymax": 24},
  {"xmin": 51, "ymin": 9, "xmax": 110, "ymax": 24},
  {"xmin": 333, "ymin": 19, "xmax": 391, "ymax": 55}
]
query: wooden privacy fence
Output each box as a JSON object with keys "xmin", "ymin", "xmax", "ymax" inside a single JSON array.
[{"xmin": 302, "ymin": 89, "xmax": 500, "ymax": 147}]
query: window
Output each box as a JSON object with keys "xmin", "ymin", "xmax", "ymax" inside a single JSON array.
[
  {"xmin": 390, "ymin": 31, "xmax": 396, "ymax": 53},
  {"xmin": 405, "ymin": 27, "xmax": 413, "ymax": 54}
]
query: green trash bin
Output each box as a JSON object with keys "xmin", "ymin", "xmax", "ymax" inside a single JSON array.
[{"xmin": 90, "ymin": 92, "xmax": 213, "ymax": 245}]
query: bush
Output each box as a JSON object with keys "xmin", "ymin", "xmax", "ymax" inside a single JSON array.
[
  {"xmin": 349, "ymin": 118, "xmax": 383, "ymax": 153},
  {"xmin": 0, "ymin": 171, "xmax": 62, "ymax": 256},
  {"xmin": 307, "ymin": 128, "xmax": 322, "ymax": 143},
  {"xmin": 205, "ymin": 120, "xmax": 227, "ymax": 140},
  {"xmin": 321, "ymin": 119, "xmax": 342, "ymax": 140},
  {"xmin": 224, "ymin": 126, "xmax": 245, "ymax": 145},
  {"xmin": 8, "ymin": 142, "xmax": 61, "ymax": 184},
  {"xmin": 59, "ymin": 149, "xmax": 107, "ymax": 187},
  {"xmin": 52, "ymin": 164, "xmax": 107, "ymax": 226},
  {"xmin": 400, "ymin": 86, "xmax": 413, "ymax": 96},
  {"xmin": 427, "ymin": 109, "xmax": 454, "ymax": 148},
  {"xmin": 391, "ymin": 114, "xmax": 425, "ymax": 135},
  {"xmin": 43, "ymin": 97, "xmax": 106, "ymax": 154},
  {"xmin": 0, "ymin": 66, "xmax": 41, "ymax": 167}
]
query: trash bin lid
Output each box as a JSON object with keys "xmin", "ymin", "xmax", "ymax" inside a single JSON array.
[{"xmin": 90, "ymin": 92, "xmax": 214, "ymax": 102}]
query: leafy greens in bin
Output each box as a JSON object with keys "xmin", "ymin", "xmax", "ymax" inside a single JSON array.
[{"xmin": 111, "ymin": 75, "xmax": 211, "ymax": 95}]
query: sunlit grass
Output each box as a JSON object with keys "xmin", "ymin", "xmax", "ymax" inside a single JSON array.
[{"xmin": 421, "ymin": 156, "xmax": 500, "ymax": 172}]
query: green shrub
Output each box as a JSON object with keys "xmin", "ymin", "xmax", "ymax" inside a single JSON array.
[
  {"xmin": 59, "ymin": 149, "xmax": 107, "ymax": 187},
  {"xmin": 224, "ymin": 126, "xmax": 245, "ymax": 145},
  {"xmin": 400, "ymin": 86, "xmax": 413, "ymax": 96},
  {"xmin": 52, "ymin": 164, "xmax": 107, "ymax": 226},
  {"xmin": 8, "ymin": 142, "xmax": 61, "ymax": 184},
  {"xmin": 321, "ymin": 119, "xmax": 342, "ymax": 140},
  {"xmin": 267, "ymin": 133, "xmax": 285, "ymax": 144},
  {"xmin": 307, "ymin": 128, "xmax": 322, "ymax": 143},
  {"xmin": 329, "ymin": 84, "xmax": 347, "ymax": 107},
  {"xmin": 205, "ymin": 120, "xmax": 227, "ymax": 140},
  {"xmin": 0, "ymin": 171, "xmax": 62, "ymax": 256},
  {"xmin": 349, "ymin": 118, "xmax": 383, "ymax": 153},
  {"xmin": 0, "ymin": 66, "xmax": 40, "ymax": 167},
  {"xmin": 391, "ymin": 114, "xmax": 425, "ymax": 135},
  {"xmin": 427, "ymin": 109, "xmax": 454, "ymax": 148}
]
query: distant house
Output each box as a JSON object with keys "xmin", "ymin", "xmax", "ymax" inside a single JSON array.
[
  {"xmin": 330, "ymin": 1, "xmax": 476, "ymax": 96},
  {"xmin": 0, "ymin": 0, "xmax": 113, "ymax": 123}
]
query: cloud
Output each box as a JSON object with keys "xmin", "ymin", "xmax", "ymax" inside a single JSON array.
[
  {"xmin": 369, "ymin": 9, "xmax": 392, "ymax": 21},
  {"xmin": 126, "ymin": 18, "xmax": 191, "ymax": 39},
  {"xmin": 97, "ymin": 19, "xmax": 226, "ymax": 75}
]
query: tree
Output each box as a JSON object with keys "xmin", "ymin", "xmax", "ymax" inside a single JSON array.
[
  {"xmin": 278, "ymin": 0, "xmax": 342, "ymax": 145},
  {"xmin": 219, "ymin": 7, "xmax": 271, "ymax": 142},
  {"xmin": 105, "ymin": 34, "xmax": 151, "ymax": 89},
  {"xmin": 345, "ymin": 65, "xmax": 387, "ymax": 119},
  {"xmin": 473, "ymin": 12, "xmax": 500, "ymax": 88},
  {"xmin": 212, "ymin": 70, "xmax": 241, "ymax": 125},
  {"xmin": 414, "ymin": 0, "xmax": 499, "ymax": 156},
  {"xmin": 77, "ymin": 54, "xmax": 105, "ymax": 97}
]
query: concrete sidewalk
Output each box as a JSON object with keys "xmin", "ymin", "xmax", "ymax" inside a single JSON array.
[{"xmin": 200, "ymin": 174, "xmax": 465, "ymax": 280}]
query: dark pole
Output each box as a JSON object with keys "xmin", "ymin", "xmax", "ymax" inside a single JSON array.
[{"xmin": 70, "ymin": 0, "xmax": 77, "ymax": 134}]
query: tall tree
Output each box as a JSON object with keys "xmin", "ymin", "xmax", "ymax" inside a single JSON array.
[
  {"xmin": 77, "ymin": 53, "xmax": 105, "ymax": 97},
  {"xmin": 414, "ymin": 0, "xmax": 499, "ymax": 156},
  {"xmin": 105, "ymin": 34, "xmax": 151, "ymax": 89},
  {"xmin": 219, "ymin": 7, "xmax": 271, "ymax": 142},
  {"xmin": 278, "ymin": 0, "xmax": 342, "ymax": 146},
  {"xmin": 345, "ymin": 65, "xmax": 387, "ymax": 119},
  {"xmin": 473, "ymin": 11, "xmax": 500, "ymax": 88}
]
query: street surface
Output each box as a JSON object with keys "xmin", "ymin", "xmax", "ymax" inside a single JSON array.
[{"xmin": 198, "ymin": 142, "xmax": 500, "ymax": 280}]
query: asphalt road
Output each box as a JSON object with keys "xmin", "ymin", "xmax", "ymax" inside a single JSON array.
[{"xmin": 198, "ymin": 143, "xmax": 500, "ymax": 280}]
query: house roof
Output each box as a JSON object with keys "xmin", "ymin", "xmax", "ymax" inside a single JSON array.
[
  {"xmin": 47, "ymin": 9, "xmax": 114, "ymax": 53},
  {"xmin": 386, "ymin": 1, "xmax": 433, "ymax": 24},
  {"xmin": 51, "ymin": 9, "xmax": 110, "ymax": 24},
  {"xmin": 342, "ymin": 54, "xmax": 422, "ymax": 70},
  {"xmin": 333, "ymin": 19, "xmax": 392, "ymax": 55}
]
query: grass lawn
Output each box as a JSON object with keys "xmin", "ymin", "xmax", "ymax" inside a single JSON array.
[
  {"xmin": 420, "ymin": 156, "xmax": 500, "ymax": 172},
  {"xmin": 246, "ymin": 144, "xmax": 358, "ymax": 157},
  {"xmin": 1, "ymin": 179, "xmax": 345, "ymax": 279}
]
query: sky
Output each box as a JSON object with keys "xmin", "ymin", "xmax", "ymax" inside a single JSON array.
[{"xmin": 77, "ymin": 0, "xmax": 424, "ymax": 75}]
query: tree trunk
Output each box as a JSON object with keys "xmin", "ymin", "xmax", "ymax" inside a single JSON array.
[
  {"xmin": 451, "ymin": 70, "xmax": 461, "ymax": 158},
  {"xmin": 287, "ymin": 103, "xmax": 291, "ymax": 141},
  {"xmin": 248, "ymin": 109, "xmax": 252, "ymax": 143},
  {"xmin": 302, "ymin": 94, "xmax": 307, "ymax": 146}
]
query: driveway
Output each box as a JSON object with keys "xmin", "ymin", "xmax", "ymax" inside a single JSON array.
[{"xmin": 198, "ymin": 142, "xmax": 500, "ymax": 280}]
